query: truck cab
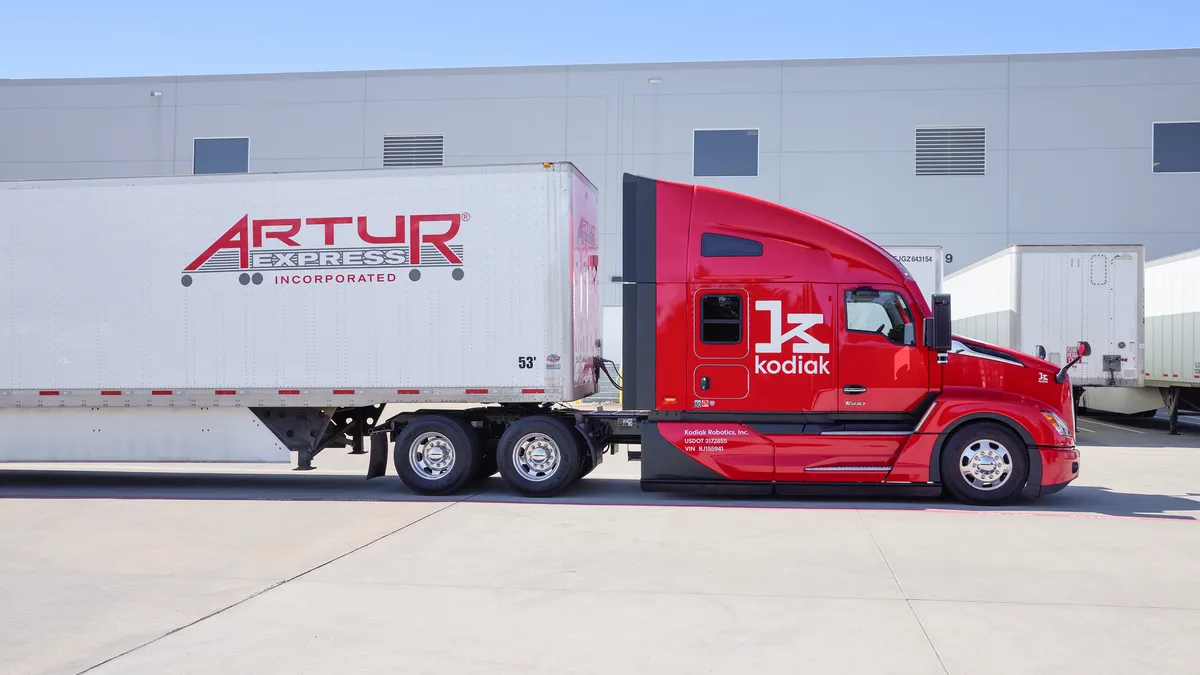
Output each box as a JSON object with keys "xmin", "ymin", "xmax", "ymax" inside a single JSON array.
[{"xmin": 621, "ymin": 174, "xmax": 1079, "ymax": 504}]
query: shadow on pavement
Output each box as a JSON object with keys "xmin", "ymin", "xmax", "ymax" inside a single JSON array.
[
  {"xmin": 1078, "ymin": 410, "xmax": 1200, "ymax": 445},
  {"xmin": 1, "ymin": 469, "xmax": 1197, "ymax": 521}
]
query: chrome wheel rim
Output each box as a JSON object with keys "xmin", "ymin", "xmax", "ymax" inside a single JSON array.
[
  {"xmin": 959, "ymin": 439, "xmax": 1013, "ymax": 491},
  {"xmin": 409, "ymin": 432, "xmax": 455, "ymax": 479},
  {"xmin": 512, "ymin": 433, "xmax": 561, "ymax": 482}
]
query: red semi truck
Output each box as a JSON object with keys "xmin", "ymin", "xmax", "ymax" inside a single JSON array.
[
  {"xmin": 0, "ymin": 165, "xmax": 1081, "ymax": 505},
  {"xmin": 615, "ymin": 173, "xmax": 1082, "ymax": 504}
]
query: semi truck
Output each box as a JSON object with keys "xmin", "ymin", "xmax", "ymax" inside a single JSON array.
[
  {"xmin": 0, "ymin": 164, "xmax": 1082, "ymax": 504},
  {"xmin": 942, "ymin": 244, "xmax": 1144, "ymax": 408}
]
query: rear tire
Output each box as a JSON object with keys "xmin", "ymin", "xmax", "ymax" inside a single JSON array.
[
  {"xmin": 496, "ymin": 416, "xmax": 582, "ymax": 497},
  {"xmin": 394, "ymin": 415, "xmax": 479, "ymax": 495},
  {"xmin": 940, "ymin": 422, "xmax": 1029, "ymax": 505}
]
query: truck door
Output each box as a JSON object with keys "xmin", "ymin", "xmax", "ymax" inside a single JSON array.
[
  {"xmin": 837, "ymin": 285, "xmax": 929, "ymax": 412},
  {"xmin": 689, "ymin": 283, "xmax": 839, "ymax": 413}
]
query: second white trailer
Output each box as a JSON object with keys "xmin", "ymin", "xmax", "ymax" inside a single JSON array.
[
  {"xmin": 1083, "ymin": 248, "xmax": 1200, "ymax": 428},
  {"xmin": 943, "ymin": 244, "xmax": 1145, "ymax": 390}
]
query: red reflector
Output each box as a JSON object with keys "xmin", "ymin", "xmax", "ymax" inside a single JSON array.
[
  {"xmin": 215, "ymin": 390, "xmax": 236, "ymax": 395},
  {"xmin": 151, "ymin": 390, "xmax": 172, "ymax": 396},
  {"xmin": 333, "ymin": 389, "xmax": 355, "ymax": 395},
  {"xmin": 465, "ymin": 389, "xmax": 488, "ymax": 395},
  {"xmin": 522, "ymin": 388, "xmax": 545, "ymax": 394},
  {"xmin": 278, "ymin": 389, "xmax": 300, "ymax": 395},
  {"xmin": 397, "ymin": 389, "xmax": 420, "ymax": 395},
  {"xmin": 101, "ymin": 390, "xmax": 122, "ymax": 396},
  {"xmin": 39, "ymin": 391, "xmax": 60, "ymax": 396}
]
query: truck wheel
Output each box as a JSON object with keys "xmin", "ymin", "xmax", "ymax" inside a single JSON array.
[
  {"xmin": 394, "ymin": 416, "xmax": 479, "ymax": 495},
  {"xmin": 496, "ymin": 416, "xmax": 581, "ymax": 497},
  {"xmin": 940, "ymin": 423, "xmax": 1029, "ymax": 505}
]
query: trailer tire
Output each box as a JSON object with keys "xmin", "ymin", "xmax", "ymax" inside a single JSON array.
[
  {"xmin": 394, "ymin": 415, "xmax": 480, "ymax": 496},
  {"xmin": 497, "ymin": 416, "xmax": 582, "ymax": 497},
  {"xmin": 940, "ymin": 423, "xmax": 1029, "ymax": 505}
]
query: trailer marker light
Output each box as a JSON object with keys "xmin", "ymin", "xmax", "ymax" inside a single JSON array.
[
  {"xmin": 522, "ymin": 388, "xmax": 545, "ymax": 394},
  {"xmin": 215, "ymin": 390, "xmax": 237, "ymax": 396},
  {"xmin": 101, "ymin": 391, "xmax": 122, "ymax": 396},
  {"xmin": 278, "ymin": 390, "xmax": 300, "ymax": 395},
  {"xmin": 333, "ymin": 389, "xmax": 355, "ymax": 395},
  {"xmin": 39, "ymin": 391, "xmax": 60, "ymax": 396},
  {"xmin": 397, "ymin": 389, "xmax": 420, "ymax": 395},
  {"xmin": 152, "ymin": 390, "xmax": 173, "ymax": 396},
  {"xmin": 466, "ymin": 389, "xmax": 488, "ymax": 394}
]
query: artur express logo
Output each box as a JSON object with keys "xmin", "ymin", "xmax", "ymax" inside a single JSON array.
[
  {"xmin": 180, "ymin": 212, "xmax": 466, "ymax": 287},
  {"xmin": 753, "ymin": 300, "xmax": 831, "ymax": 375}
]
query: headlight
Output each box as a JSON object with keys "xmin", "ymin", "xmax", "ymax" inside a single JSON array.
[{"xmin": 1041, "ymin": 410, "xmax": 1071, "ymax": 438}]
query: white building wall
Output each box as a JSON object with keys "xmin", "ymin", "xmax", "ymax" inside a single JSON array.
[{"xmin": 2, "ymin": 49, "xmax": 1200, "ymax": 350}]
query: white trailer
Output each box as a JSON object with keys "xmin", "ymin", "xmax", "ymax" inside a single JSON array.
[
  {"xmin": 943, "ymin": 245, "xmax": 1145, "ymax": 393},
  {"xmin": 0, "ymin": 163, "xmax": 634, "ymax": 495},
  {"xmin": 1083, "ymin": 248, "xmax": 1200, "ymax": 430},
  {"xmin": 883, "ymin": 246, "xmax": 944, "ymax": 305}
]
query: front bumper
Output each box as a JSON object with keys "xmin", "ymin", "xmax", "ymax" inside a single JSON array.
[{"xmin": 1039, "ymin": 446, "xmax": 1080, "ymax": 495}]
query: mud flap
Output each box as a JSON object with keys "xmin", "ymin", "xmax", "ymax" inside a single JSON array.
[
  {"xmin": 367, "ymin": 430, "xmax": 390, "ymax": 479},
  {"xmin": 1019, "ymin": 444, "xmax": 1044, "ymax": 500}
]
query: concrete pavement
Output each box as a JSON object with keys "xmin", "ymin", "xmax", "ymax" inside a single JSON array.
[{"xmin": 0, "ymin": 414, "xmax": 1198, "ymax": 675}]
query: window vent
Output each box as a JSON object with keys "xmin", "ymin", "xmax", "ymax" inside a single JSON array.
[
  {"xmin": 915, "ymin": 127, "xmax": 985, "ymax": 176},
  {"xmin": 384, "ymin": 134, "xmax": 443, "ymax": 168}
]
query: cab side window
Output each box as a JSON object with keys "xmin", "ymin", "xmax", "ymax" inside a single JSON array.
[
  {"xmin": 700, "ymin": 294, "xmax": 742, "ymax": 344},
  {"xmin": 845, "ymin": 290, "xmax": 913, "ymax": 345}
]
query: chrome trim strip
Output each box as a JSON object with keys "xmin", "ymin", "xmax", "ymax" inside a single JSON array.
[
  {"xmin": 914, "ymin": 401, "xmax": 939, "ymax": 433},
  {"xmin": 951, "ymin": 349, "xmax": 1025, "ymax": 366},
  {"xmin": 820, "ymin": 431, "xmax": 912, "ymax": 436},
  {"xmin": 804, "ymin": 466, "xmax": 892, "ymax": 472}
]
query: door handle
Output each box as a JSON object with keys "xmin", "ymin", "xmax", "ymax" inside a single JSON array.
[
  {"xmin": 700, "ymin": 376, "xmax": 711, "ymax": 391},
  {"xmin": 843, "ymin": 385, "xmax": 867, "ymax": 395}
]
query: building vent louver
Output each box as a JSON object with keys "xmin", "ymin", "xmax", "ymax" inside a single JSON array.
[
  {"xmin": 383, "ymin": 134, "xmax": 444, "ymax": 168},
  {"xmin": 915, "ymin": 127, "xmax": 985, "ymax": 176}
]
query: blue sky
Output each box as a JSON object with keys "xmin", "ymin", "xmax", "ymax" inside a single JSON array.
[{"xmin": 2, "ymin": 1, "xmax": 1196, "ymax": 79}]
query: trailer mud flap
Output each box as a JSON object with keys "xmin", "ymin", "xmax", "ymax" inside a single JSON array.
[{"xmin": 367, "ymin": 430, "xmax": 389, "ymax": 479}]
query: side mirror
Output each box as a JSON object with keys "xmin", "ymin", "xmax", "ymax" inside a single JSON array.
[
  {"xmin": 1055, "ymin": 340, "xmax": 1091, "ymax": 384},
  {"xmin": 903, "ymin": 323, "xmax": 916, "ymax": 346},
  {"xmin": 1035, "ymin": 345, "xmax": 1047, "ymax": 360},
  {"xmin": 924, "ymin": 293, "xmax": 952, "ymax": 361}
]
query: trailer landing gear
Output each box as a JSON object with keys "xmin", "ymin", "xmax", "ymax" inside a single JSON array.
[{"xmin": 251, "ymin": 405, "xmax": 385, "ymax": 470}]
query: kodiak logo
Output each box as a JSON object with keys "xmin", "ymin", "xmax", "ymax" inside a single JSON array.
[
  {"xmin": 181, "ymin": 212, "xmax": 467, "ymax": 287},
  {"xmin": 753, "ymin": 300, "xmax": 831, "ymax": 375}
]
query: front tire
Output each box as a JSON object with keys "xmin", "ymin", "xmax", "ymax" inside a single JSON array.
[
  {"xmin": 496, "ymin": 416, "xmax": 582, "ymax": 497},
  {"xmin": 940, "ymin": 423, "xmax": 1029, "ymax": 505},
  {"xmin": 394, "ymin": 415, "xmax": 480, "ymax": 495}
]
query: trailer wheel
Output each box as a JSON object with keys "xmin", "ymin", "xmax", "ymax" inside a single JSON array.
[
  {"xmin": 496, "ymin": 416, "xmax": 582, "ymax": 497},
  {"xmin": 940, "ymin": 423, "xmax": 1029, "ymax": 505},
  {"xmin": 394, "ymin": 416, "xmax": 479, "ymax": 495}
]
